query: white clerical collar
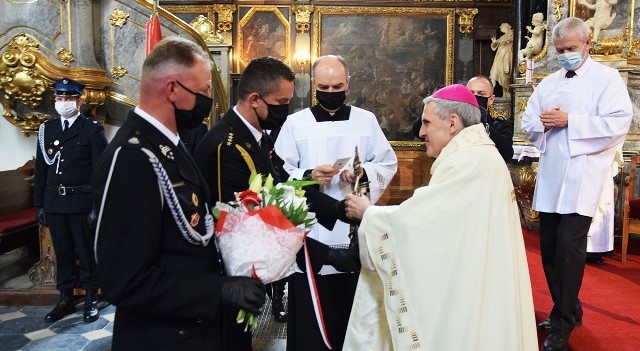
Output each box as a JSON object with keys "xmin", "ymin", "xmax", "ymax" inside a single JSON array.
[
  {"xmin": 233, "ymin": 105, "xmax": 262, "ymax": 143},
  {"xmin": 134, "ymin": 107, "xmax": 180, "ymax": 146},
  {"xmin": 61, "ymin": 114, "xmax": 79, "ymax": 128}
]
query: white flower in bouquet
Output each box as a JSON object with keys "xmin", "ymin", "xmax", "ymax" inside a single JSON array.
[{"xmin": 213, "ymin": 171, "xmax": 318, "ymax": 331}]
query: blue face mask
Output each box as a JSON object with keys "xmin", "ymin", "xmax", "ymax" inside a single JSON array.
[{"xmin": 557, "ymin": 47, "xmax": 584, "ymax": 71}]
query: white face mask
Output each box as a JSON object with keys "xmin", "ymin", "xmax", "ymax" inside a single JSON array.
[{"xmin": 55, "ymin": 101, "xmax": 78, "ymax": 118}]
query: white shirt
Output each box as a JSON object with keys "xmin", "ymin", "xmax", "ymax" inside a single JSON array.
[
  {"xmin": 134, "ymin": 107, "xmax": 180, "ymax": 146},
  {"xmin": 521, "ymin": 57, "xmax": 632, "ymax": 216},
  {"xmin": 61, "ymin": 114, "xmax": 79, "ymax": 129},
  {"xmin": 233, "ymin": 106, "xmax": 262, "ymax": 144}
]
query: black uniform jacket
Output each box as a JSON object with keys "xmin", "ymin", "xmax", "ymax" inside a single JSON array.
[
  {"xmin": 34, "ymin": 114, "xmax": 107, "ymax": 213},
  {"xmin": 92, "ymin": 111, "xmax": 226, "ymax": 350},
  {"xmin": 486, "ymin": 114, "xmax": 514, "ymax": 161},
  {"xmin": 194, "ymin": 109, "xmax": 275, "ymax": 203}
]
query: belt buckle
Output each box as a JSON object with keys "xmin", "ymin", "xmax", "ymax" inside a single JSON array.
[{"xmin": 58, "ymin": 185, "xmax": 66, "ymax": 195}]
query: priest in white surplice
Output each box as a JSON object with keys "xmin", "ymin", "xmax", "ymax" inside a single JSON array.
[
  {"xmin": 275, "ymin": 55, "xmax": 397, "ymax": 350},
  {"xmin": 343, "ymin": 84, "xmax": 537, "ymax": 351}
]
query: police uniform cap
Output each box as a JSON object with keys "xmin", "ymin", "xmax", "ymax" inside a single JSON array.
[{"xmin": 53, "ymin": 78, "xmax": 84, "ymax": 96}]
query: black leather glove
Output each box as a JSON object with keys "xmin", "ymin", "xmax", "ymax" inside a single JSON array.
[
  {"xmin": 220, "ymin": 277, "xmax": 266, "ymax": 314},
  {"xmin": 36, "ymin": 207, "xmax": 47, "ymax": 227},
  {"xmin": 326, "ymin": 248, "xmax": 361, "ymax": 273}
]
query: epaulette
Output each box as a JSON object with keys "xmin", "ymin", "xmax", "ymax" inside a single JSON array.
[
  {"xmin": 43, "ymin": 117, "xmax": 60, "ymax": 125},
  {"xmin": 122, "ymin": 130, "xmax": 145, "ymax": 150}
]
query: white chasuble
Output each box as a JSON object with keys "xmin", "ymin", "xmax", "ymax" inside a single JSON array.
[{"xmin": 344, "ymin": 124, "xmax": 537, "ymax": 351}]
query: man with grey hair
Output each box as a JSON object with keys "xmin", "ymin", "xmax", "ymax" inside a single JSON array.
[
  {"xmin": 522, "ymin": 16, "xmax": 632, "ymax": 351},
  {"xmin": 92, "ymin": 37, "xmax": 265, "ymax": 350},
  {"xmin": 343, "ymin": 84, "xmax": 536, "ymax": 351}
]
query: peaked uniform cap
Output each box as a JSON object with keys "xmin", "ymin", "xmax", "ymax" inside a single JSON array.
[
  {"xmin": 53, "ymin": 78, "xmax": 84, "ymax": 96},
  {"xmin": 431, "ymin": 84, "xmax": 479, "ymax": 108}
]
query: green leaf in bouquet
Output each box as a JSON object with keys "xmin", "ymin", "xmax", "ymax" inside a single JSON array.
[
  {"xmin": 212, "ymin": 207, "xmax": 221, "ymax": 219},
  {"xmin": 281, "ymin": 179, "xmax": 320, "ymax": 189}
]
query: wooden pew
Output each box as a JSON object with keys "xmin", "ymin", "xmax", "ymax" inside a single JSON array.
[{"xmin": 0, "ymin": 159, "xmax": 39, "ymax": 256}]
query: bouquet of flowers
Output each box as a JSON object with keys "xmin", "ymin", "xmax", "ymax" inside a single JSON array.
[{"xmin": 213, "ymin": 171, "xmax": 318, "ymax": 331}]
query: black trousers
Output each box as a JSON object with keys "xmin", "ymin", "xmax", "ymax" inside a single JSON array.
[
  {"xmin": 47, "ymin": 212, "xmax": 98, "ymax": 291},
  {"xmin": 287, "ymin": 272, "xmax": 359, "ymax": 351},
  {"xmin": 539, "ymin": 212, "xmax": 591, "ymax": 331}
]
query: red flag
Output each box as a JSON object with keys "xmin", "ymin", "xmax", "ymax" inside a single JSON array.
[{"xmin": 145, "ymin": 13, "xmax": 162, "ymax": 57}]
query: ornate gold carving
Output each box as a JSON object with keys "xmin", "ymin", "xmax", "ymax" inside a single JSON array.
[
  {"xmin": 110, "ymin": 65, "xmax": 127, "ymax": 79},
  {"xmin": 591, "ymin": 26, "xmax": 628, "ymax": 56},
  {"xmin": 0, "ymin": 34, "xmax": 48, "ymax": 109},
  {"xmin": 508, "ymin": 164, "xmax": 540, "ymax": 229},
  {"xmin": 455, "ymin": 8, "xmax": 478, "ymax": 36},
  {"xmin": 110, "ymin": 8, "xmax": 130, "ymax": 28},
  {"xmin": 516, "ymin": 99, "xmax": 528, "ymax": 113},
  {"xmin": 488, "ymin": 105, "xmax": 508, "ymax": 120},
  {"xmin": 28, "ymin": 226, "xmax": 57, "ymax": 286},
  {"xmin": 190, "ymin": 15, "xmax": 223, "ymax": 44},
  {"xmin": 214, "ymin": 4, "xmax": 236, "ymax": 33},
  {"xmin": 56, "ymin": 47, "xmax": 74, "ymax": 67},
  {"xmin": 627, "ymin": 38, "xmax": 640, "ymax": 59},
  {"xmin": 553, "ymin": 0, "xmax": 564, "ymax": 22},
  {"xmin": 293, "ymin": 5, "xmax": 314, "ymax": 33},
  {"xmin": 390, "ymin": 141, "xmax": 425, "ymax": 149}
]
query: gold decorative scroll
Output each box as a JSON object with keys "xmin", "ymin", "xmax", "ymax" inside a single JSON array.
[
  {"xmin": 455, "ymin": 8, "xmax": 478, "ymax": 36},
  {"xmin": 293, "ymin": 5, "xmax": 314, "ymax": 33},
  {"xmin": 109, "ymin": 8, "xmax": 130, "ymax": 79},
  {"xmin": 190, "ymin": 15, "xmax": 223, "ymax": 44},
  {"xmin": 489, "ymin": 105, "xmax": 509, "ymax": 120},
  {"xmin": 56, "ymin": 47, "xmax": 74, "ymax": 67},
  {"xmin": 214, "ymin": 4, "xmax": 236, "ymax": 33},
  {"xmin": 110, "ymin": 7, "xmax": 130, "ymax": 28},
  {"xmin": 591, "ymin": 26, "xmax": 628, "ymax": 56},
  {"xmin": 553, "ymin": 0, "xmax": 564, "ymax": 22}
]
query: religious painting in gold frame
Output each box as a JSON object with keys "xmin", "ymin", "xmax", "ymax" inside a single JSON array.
[
  {"xmin": 569, "ymin": 0, "xmax": 635, "ymax": 59},
  {"xmin": 313, "ymin": 6, "xmax": 455, "ymax": 142},
  {"xmin": 237, "ymin": 6, "xmax": 291, "ymax": 72}
]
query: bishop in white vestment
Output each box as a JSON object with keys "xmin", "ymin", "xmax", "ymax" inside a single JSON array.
[{"xmin": 343, "ymin": 84, "xmax": 537, "ymax": 351}]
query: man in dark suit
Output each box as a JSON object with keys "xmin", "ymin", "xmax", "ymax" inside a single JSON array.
[
  {"xmin": 465, "ymin": 75, "xmax": 514, "ymax": 161},
  {"xmin": 92, "ymin": 37, "xmax": 265, "ymax": 350},
  {"xmin": 34, "ymin": 77, "xmax": 108, "ymax": 323},
  {"xmin": 194, "ymin": 56, "xmax": 296, "ymax": 347},
  {"xmin": 411, "ymin": 75, "xmax": 514, "ymax": 162}
]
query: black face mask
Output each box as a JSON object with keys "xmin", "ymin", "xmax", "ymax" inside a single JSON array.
[
  {"xmin": 316, "ymin": 90, "xmax": 346, "ymax": 110},
  {"xmin": 174, "ymin": 81, "xmax": 213, "ymax": 131},
  {"xmin": 256, "ymin": 95, "xmax": 290, "ymax": 130},
  {"xmin": 475, "ymin": 95, "xmax": 489, "ymax": 125}
]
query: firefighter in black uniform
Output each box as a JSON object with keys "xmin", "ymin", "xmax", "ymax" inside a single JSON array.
[{"xmin": 33, "ymin": 78, "xmax": 108, "ymax": 323}]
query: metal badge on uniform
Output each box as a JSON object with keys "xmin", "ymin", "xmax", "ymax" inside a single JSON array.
[
  {"xmin": 159, "ymin": 144, "xmax": 174, "ymax": 160},
  {"xmin": 245, "ymin": 142, "xmax": 252, "ymax": 149},
  {"xmin": 190, "ymin": 213, "xmax": 200, "ymax": 227},
  {"xmin": 192, "ymin": 193, "xmax": 199, "ymax": 207},
  {"xmin": 47, "ymin": 148, "xmax": 53, "ymax": 154},
  {"xmin": 53, "ymin": 140, "xmax": 60, "ymax": 146},
  {"xmin": 128, "ymin": 137, "xmax": 140, "ymax": 144}
]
